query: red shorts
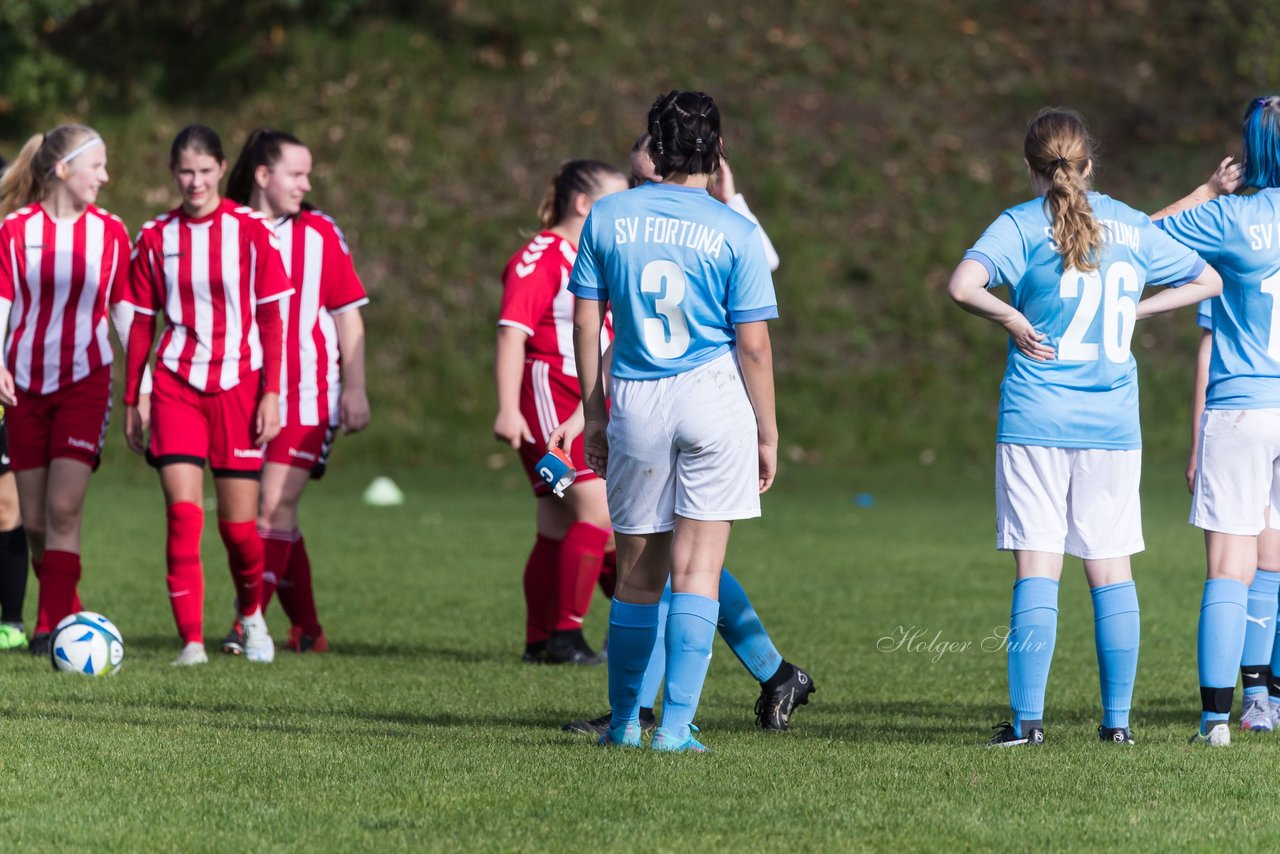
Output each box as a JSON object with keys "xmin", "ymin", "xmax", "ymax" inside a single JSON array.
[
  {"xmin": 8, "ymin": 365, "xmax": 111, "ymax": 471},
  {"xmin": 518, "ymin": 358, "xmax": 597, "ymax": 497},
  {"xmin": 148, "ymin": 366, "xmax": 265, "ymax": 477},
  {"xmin": 265, "ymin": 422, "xmax": 338, "ymax": 479}
]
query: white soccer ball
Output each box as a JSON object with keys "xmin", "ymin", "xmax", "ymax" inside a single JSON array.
[{"xmin": 51, "ymin": 611, "xmax": 125, "ymax": 676}]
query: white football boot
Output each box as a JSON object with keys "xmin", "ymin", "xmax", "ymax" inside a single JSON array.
[
  {"xmin": 171, "ymin": 641, "xmax": 208, "ymax": 667},
  {"xmin": 240, "ymin": 609, "xmax": 275, "ymax": 663},
  {"xmin": 1189, "ymin": 722, "xmax": 1231, "ymax": 747}
]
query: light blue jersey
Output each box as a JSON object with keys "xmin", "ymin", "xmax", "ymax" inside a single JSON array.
[
  {"xmin": 965, "ymin": 192, "xmax": 1205, "ymax": 449},
  {"xmin": 1197, "ymin": 298, "xmax": 1212, "ymax": 332},
  {"xmin": 568, "ymin": 183, "xmax": 778, "ymax": 380},
  {"xmin": 1159, "ymin": 190, "xmax": 1280, "ymax": 409}
]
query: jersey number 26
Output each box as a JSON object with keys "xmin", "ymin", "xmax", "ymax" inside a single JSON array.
[{"xmin": 1058, "ymin": 262, "xmax": 1140, "ymax": 363}]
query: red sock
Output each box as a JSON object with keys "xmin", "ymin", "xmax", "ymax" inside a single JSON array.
[
  {"xmin": 166, "ymin": 502, "xmax": 205, "ymax": 644},
  {"xmin": 218, "ymin": 519, "xmax": 264, "ymax": 618},
  {"xmin": 599, "ymin": 550, "xmax": 618, "ymax": 599},
  {"xmin": 35, "ymin": 550, "xmax": 81, "ymax": 634},
  {"xmin": 276, "ymin": 533, "xmax": 321, "ymax": 636},
  {"xmin": 557, "ymin": 522, "xmax": 609, "ymax": 631},
  {"xmin": 259, "ymin": 528, "xmax": 297, "ymax": 614},
  {"xmin": 523, "ymin": 535, "xmax": 560, "ymax": 645}
]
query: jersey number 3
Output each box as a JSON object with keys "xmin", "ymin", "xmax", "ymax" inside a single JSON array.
[
  {"xmin": 641, "ymin": 260, "xmax": 691, "ymax": 359},
  {"xmin": 1058, "ymin": 262, "xmax": 1139, "ymax": 363}
]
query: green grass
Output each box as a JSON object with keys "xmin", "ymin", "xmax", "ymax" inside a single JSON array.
[{"xmin": 0, "ymin": 451, "xmax": 1268, "ymax": 850}]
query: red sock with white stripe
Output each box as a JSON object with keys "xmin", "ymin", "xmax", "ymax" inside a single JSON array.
[
  {"xmin": 35, "ymin": 550, "xmax": 81, "ymax": 634},
  {"xmin": 523, "ymin": 535, "xmax": 560, "ymax": 645},
  {"xmin": 276, "ymin": 533, "xmax": 321, "ymax": 636},
  {"xmin": 599, "ymin": 550, "xmax": 618, "ymax": 599},
  {"xmin": 259, "ymin": 527, "xmax": 298, "ymax": 614},
  {"xmin": 166, "ymin": 502, "xmax": 205, "ymax": 644},
  {"xmin": 218, "ymin": 519, "xmax": 264, "ymax": 618},
  {"xmin": 558, "ymin": 522, "xmax": 610, "ymax": 631}
]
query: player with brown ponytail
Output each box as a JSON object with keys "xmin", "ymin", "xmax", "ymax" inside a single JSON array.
[
  {"xmin": 948, "ymin": 108, "xmax": 1221, "ymax": 747},
  {"xmin": 494, "ymin": 159, "xmax": 626, "ymax": 665}
]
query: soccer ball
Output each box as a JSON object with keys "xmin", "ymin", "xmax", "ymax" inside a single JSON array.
[{"xmin": 51, "ymin": 611, "xmax": 125, "ymax": 676}]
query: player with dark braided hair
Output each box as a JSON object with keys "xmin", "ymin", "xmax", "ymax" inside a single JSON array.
[{"xmin": 552, "ymin": 91, "xmax": 783, "ymax": 751}]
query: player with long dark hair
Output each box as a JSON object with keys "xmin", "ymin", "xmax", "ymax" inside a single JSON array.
[
  {"xmin": 495, "ymin": 159, "xmax": 627, "ymax": 665},
  {"xmin": 1154, "ymin": 95, "xmax": 1280, "ymax": 745},
  {"xmin": 114, "ymin": 124, "xmax": 291, "ymax": 666},
  {"xmin": 216, "ymin": 128, "xmax": 369, "ymax": 654},
  {"xmin": 558, "ymin": 90, "xmax": 782, "ymax": 751},
  {"xmin": 948, "ymin": 108, "xmax": 1220, "ymax": 747},
  {"xmin": 0, "ymin": 125, "xmax": 129, "ymax": 655}
]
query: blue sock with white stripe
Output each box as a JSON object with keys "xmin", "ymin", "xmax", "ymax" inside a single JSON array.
[
  {"xmin": 1242, "ymin": 570, "xmax": 1280, "ymax": 697},
  {"xmin": 1008, "ymin": 577, "xmax": 1058, "ymax": 737},
  {"xmin": 606, "ymin": 599, "xmax": 660, "ymax": 731},
  {"xmin": 717, "ymin": 568, "xmax": 783, "ymax": 683},
  {"xmin": 1198, "ymin": 578, "xmax": 1248, "ymax": 731},
  {"xmin": 660, "ymin": 593, "xmax": 720, "ymax": 741},
  {"xmin": 637, "ymin": 583, "xmax": 672, "ymax": 709},
  {"xmin": 1090, "ymin": 581, "xmax": 1140, "ymax": 730}
]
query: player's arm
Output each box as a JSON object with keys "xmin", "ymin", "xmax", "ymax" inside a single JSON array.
[
  {"xmin": 572, "ymin": 297, "xmax": 608, "ymax": 478},
  {"xmin": 713, "ymin": 158, "xmax": 780, "ymax": 271},
  {"xmin": 1135, "ymin": 263, "xmax": 1222, "ymax": 320},
  {"xmin": 947, "ymin": 259, "xmax": 1054, "ymax": 361},
  {"xmin": 332, "ymin": 306, "xmax": 369, "ymax": 434},
  {"xmin": 1187, "ymin": 327, "xmax": 1211, "ymax": 494},
  {"xmin": 493, "ymin": 325, "xmax": 533, "ymax": 449},
  {"xmin": 1151, "ymin": 156, "xmax": 1243, "ymax": 220},
  {"xmin": 736, "ymin": 319, "xmax": 777, "ymax": 494}
]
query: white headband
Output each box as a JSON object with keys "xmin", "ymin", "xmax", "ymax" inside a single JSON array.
[{"xmin": 47, "ymin": 137, "xmax": 103, "ymax": 177}]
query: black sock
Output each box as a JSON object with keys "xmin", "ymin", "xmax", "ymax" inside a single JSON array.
[
  {"xmin": 1243, "ymin": 665, "xmax": 1271, "ymax": 694},
  {"xmin": 0, "ymin": 525, "xmax": 27, "ymax": 625},
  {"xmin": 761, "ymin": 660, "xmax": 796, "ymax": 693}
]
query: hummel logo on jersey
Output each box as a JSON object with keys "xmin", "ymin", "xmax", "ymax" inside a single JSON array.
[
  {"xmin": 25, "ymin": 243, "xmax": 43, "ymax": 250},
  {"xmin": 1247, "ymin": 614, "xmax": 1272, "ymax": 628},
  {"xmin": 514, "ymin": 234, "xmax": 556, "ymax": 278},
  {"xmin": 163, "ymin": 251, "xmax": 185, "ymax": 259}
]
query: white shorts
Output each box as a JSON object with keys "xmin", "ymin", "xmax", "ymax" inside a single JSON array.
[
  {"xmin": 995, "ymin": 443, "xmax": 1144, "ymax": 559},
  {"xmin": 605, "ymin": 351, "xmax": 760, "ymax": 535},
  {"xmin": 1191, "ymin": 408, "xmax": 1280, "ymax": 535}
]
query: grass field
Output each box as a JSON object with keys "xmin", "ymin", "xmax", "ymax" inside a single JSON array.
[{"xmin": 0, "ymin": 452, "xmax": 1269, "ymax": 851}]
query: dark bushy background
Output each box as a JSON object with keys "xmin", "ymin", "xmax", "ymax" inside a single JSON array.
[{"xmin": 3, "ymin": 0, "xmax": 1274, "ymax": 468}]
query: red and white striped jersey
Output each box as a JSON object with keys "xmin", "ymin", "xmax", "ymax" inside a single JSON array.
[
  {"xmin": 120, "ymin": 199, "xmax": 292, "ymax": 393},
  {"xmin": 499, "ymin": 230, "xmax": 611, "ymax": 378},
  {"xmin": 273, "ymin": 209, "xmax": 368, "ymax": 427},
  {"xmin": 0, "ymin": 204, "xmax": 129, "ymax": 394}
]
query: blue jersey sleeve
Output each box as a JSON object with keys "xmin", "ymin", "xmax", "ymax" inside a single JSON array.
[
  {"xmin": 963, "ymin": 211, "xmax": 1027, "ymax": 290},
  {"xmin": 727, "ymin": 225, "xmax": 779, "ymax": 323},
  {"xmin": 1156, "ymin": 197, "xmax": 1229, "ymax": 263},
  {"xmin": 568, "ymin": 211, "xmax": 605, "ymax": 301},
  {"xmin": 1196, "ymin": 298, "xmax": 1212, "ymax": 331},
  {"xmin": 1142, "ymin": 219, "xmax": 1206, "ymax": 287}
]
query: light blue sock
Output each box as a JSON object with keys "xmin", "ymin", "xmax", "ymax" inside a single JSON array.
[
  {"xmin": 1271, "ymin": 593, "xmax": 1280, "ymax": 706},
  {"xmin": 637, "ymin": 584, "xmax": 672, "ymax": 709},
  {"xmin": 1243, "ymin": 570, "xmax": 1280, "ymax": 697},
  {"xmin": 1091, "ymin": 581, "xmax": 1140, "ymax": 730},
  {"xmin": 1198, "ymin": 578, "xmax": 1248, "ymax": 730},
  {"xmin": 607, "ymin": 599, "xmax": 660, "ymax": 731},
  {"xmin": 660, "ymin": 593, "xmax": 720, "ymax": 741},
  {"xmin": 1008, "ymin": 577, "xmax": 1058, "ymax": 737},
  {"xmin": 717, "ymin": 568, "xmax": 784, "ymax": 683}
]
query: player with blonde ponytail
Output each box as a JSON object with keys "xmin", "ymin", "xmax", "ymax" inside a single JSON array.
[
  {"xmin": 0, "ymin": 124, "xmax": 132, "ymax": 656},
  {"xmin": 948, "ymin": 108, "xmax": 1222, "ymax": 747}
]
